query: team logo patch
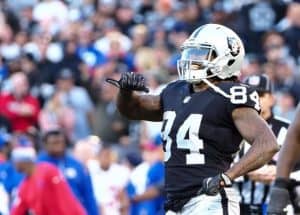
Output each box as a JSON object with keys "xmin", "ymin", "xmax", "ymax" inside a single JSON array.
[
  {"xmin": 248, "ymin": 76, "xmax": 260, "ymax": 86},
  {"xmin": 183, "ymin": 96, "xmax": 191, "ymax": 104},
  {"xmin": 227, "ymin": 37, "xmax": 240, "ymax": 56}
]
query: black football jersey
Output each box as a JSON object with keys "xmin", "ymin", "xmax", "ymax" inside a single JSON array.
[{"xmin": 160, "ymin": 80, "xmax": 260, "ymax": 199}]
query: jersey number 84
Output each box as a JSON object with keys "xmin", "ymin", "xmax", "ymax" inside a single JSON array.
[{"xmin": 161, "ymin": 86, "xmax": 260, "ymax": 165}]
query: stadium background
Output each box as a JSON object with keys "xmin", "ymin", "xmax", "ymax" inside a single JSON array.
[{"xmin": 0, "ymin": 0, "xmax": 300, "ymax": 214}]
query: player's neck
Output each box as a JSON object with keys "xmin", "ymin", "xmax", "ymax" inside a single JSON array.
[{"xmin": 192, "ymin": 79, "xmax": 222, "ymax": 92}]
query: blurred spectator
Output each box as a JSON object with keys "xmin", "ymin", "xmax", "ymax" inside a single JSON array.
[
  {"xmin": 39, "ymin": 91, "xmax": 75, "ymax": 140},
  {"xmin": 133, "ymin": 139, "xmax": 165, "ymax": 215},
  {"xmin": 262, "ymin": 31, "xmax": 294, "ymax": 65},
  {"xmin": 0, "ymin": 134, "xmax": 10, "ymax": 162},
  {"xmin": 134, "ymin": 47, "xmax": 157, "ymax": 72},
  {"xmin": 88, "ymin": 144, "xmax": 130, "ymax": 215},
  {"xmin": 125, "ymin": 151, "xmax": 149, "ymax": 215},
  {"xmin": 0, "ymin": 72, "xmax": 40, "ymax": 133},
  {"xmin": 19, "ymin": 53, "xmax": 40, "ymax": 90},
  {"xmin": 93, "ymin": 74, "xmax": 130, "ymax": 145},
  {"xmin": 264, "ymin": 59, "xmax": 300, "ymax": 103},
  {"xmin": 277, "ymin": 2, "xmax": 300, "ymax": 62},
  {"xmin": 0, "ymin": 114, "xmax": 12, "ymax": 135},
  {"xmin": 18, "ymin": 5, "xmax": 38, "ymax": 34},
  {"xmin": 0, "ymin": 135, "xmax": 24, "ymax": 204},
  {"xmin": 0, "ymin": 56, "xmax": 8, "ymax": 82},
  {"xmin": 167, "ymin": 26, "xmax": 189, "ymax": 75},
  {"xmin": 0, "ymin": 24, "xmax": 21, "ymax": 61},
  {"xmin": 240, "ymin": 54, "xmax": 263, "ymax": 80},
  {"xmin": 94, "ymin": 31, "xmax": 135, "ymax": 71},
  {"xmin": 73, "ymin": 135, "xmax": 102, "ymax": 167},
  {"xmin": 32, "ymin": 0, "xmax": 68, "ymax": 35},
  {"xmin": 273, "ymin": 88, "xmax": 297, "ymax": 121},
  {"xmin": 126, "ymin": 137, "xmax": 164, "ymax": 215},
  {"xmin": 5, "ymin": 0, "xmax": 38, "ymax": 14},
  {"xmin": 237, "ymin": 0, "xmax": 287, "ymax": 53},
  {"xmin": 95, "ymin": 31, "xmax": 132, "ymax": 55},
  {"xmin": 260, "ymin": 30, "xmax": 300, "ymax": 100},
  {"xmin": 115, "ymin": 4, "xmax": 137, "ymax": 35},
  {"xmin": 130, "ymin": 24, "xmax": 149, "ymax": 51},
  {"xmin": 38, "ymin": 130, "xmax": 98, "ymax": 215},
  {"xmin": 0, "ymin": 178, "xmax": 9, "ymax": 215},
  {"xmin": 60, "ymin": 39, "xmax": 85, "ymax": 85},
  {"xmin": 55, "ymin": 68, "xmax": 94, "ymax": 140},
  {"xmin": 10, "ymin": 143, "xmax": 87, "ymax": 215},
  {"xmin": 76, "ymin": 24, "xmax": 107, "ymax": 70},
  {"xmin": 32, "ymin": 34, "xmax": 61, "ymax": 84}
]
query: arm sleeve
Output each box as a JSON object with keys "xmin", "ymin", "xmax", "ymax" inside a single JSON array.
[
  {"xmin": 147, "ymin": 163, "xmax": 165, "ymax": 187},
  {"xmin": 10, "ymin": 199, "xmax": 27, "ymax": 215},
  {"xmin": 10, "ymin": 185, "xmax": 28, "ymax": 215},
  {"xmin": 43, "ymin": 165, "xmax": 87, "ymax": 215}
]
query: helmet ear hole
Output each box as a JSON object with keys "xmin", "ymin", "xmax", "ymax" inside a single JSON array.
[
  {"xmin": 211, "ymin": 50, "xmax": 217, "ymax": 60},
  {"xmin": 227, "ymin": 59, "xmax": 235, "ymax": 66},
  {"xmin": 207, "ymin": 69, "xmax": 214, "ymax": 76}
]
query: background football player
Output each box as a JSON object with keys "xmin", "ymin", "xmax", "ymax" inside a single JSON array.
[
  {"xmin": 267, "ymin": 103, "xmax": 300, "ymax": 213},
  {"xmin": 107, "ymin": 24, "xmax": 279, "ymax": 215},
  {"xmin": 234, "ymin": 74, "xmax": 290, "ymax": 215}
]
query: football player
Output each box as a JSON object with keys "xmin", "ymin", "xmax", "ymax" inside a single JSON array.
[
  {"xmin": 267, "ymin": 104, "xmax": 300, "ymax": 213},
  {"xmin": 235, "ymin": 74, "xmax": 290, "ymax": 215},
  {"xmin": 107, "ymin": 24, "xmax": 279, "ymax": 214}
]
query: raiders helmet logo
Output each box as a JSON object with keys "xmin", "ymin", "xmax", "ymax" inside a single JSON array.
[{"xmin": 227, "ymin": 37, "xmax": 240, "ymax": 57}]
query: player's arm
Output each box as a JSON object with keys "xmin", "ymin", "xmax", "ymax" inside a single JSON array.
[
  {"xmin": 225, "ymin": 107, "xmax": 279, "ymax": 180},
  {"xmin": 10, "ymin": 185, "xmax": 29, "ymax": 215},
  {"xmin": 45, "ymin": 165, "xmax": 86, "ymax": 215},
  {"xmin": 276, "ymin": 105, "xmax": 300, "ymax": 179},
  {"xmin": 10, "ymin": 198, "xmax": 28, "ymax": 215},
  {"xmin": 267, "ymin": 105, "xmax": 300, "ymax": 214},
  {"xmin": 106, "ymin": 72, "xmax": 163, "ymax": 121},
  {"xmin": 131, "ymin": 179, "xmax": 164, "ymax": 202},
  {"xmin": 117, "ymin": 91, "xmax": 163, "ymax": 121}
]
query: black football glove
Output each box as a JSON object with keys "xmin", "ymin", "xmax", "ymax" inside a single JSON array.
[
  {"xmin": 106, "ymin": 72, "xmax": 149, "ymax": 93},
  {"xmin": 267, "ymin": 178, "xmax": 293, "ymax": 215},
  {"xmin": 200, "ymin": 173, "xmax": 232, "ymax": 196}
]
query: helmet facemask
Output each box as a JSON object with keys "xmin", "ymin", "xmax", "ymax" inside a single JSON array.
[{"xmin": 177, "ymin": 44, "xmax": 220, "ymax": 83}]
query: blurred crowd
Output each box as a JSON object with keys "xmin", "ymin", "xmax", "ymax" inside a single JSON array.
[{"xmin": 0, "ymin": 0, "xmax": 300, "ymax": 214}]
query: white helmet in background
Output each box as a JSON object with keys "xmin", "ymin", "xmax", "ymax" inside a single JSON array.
[{"xmin": 177, "ymin": 24, "xmax": 245, "ymax": 83}]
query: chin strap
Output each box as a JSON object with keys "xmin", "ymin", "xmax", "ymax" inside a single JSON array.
[{"xmin": 202, "ymin": 78, "xmax": 231, "ymax": 99}]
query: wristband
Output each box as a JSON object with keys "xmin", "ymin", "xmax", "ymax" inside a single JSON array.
[{"xmin": 274, "ymin": 178, "xmax": 290, "ymax": 189}]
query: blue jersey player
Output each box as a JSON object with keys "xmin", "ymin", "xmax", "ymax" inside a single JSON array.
[{"xmin": 107, "ymin": 24, "xmax": 279, "ymax": 215}]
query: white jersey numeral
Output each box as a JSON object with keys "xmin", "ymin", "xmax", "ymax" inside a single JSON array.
[
  {"xmin": 230, "ymin": 86, "xmax": 260, "ymax": 111},
  {"xmin": 230, "ymin": 86, "xmax": 247, "ymax": 104},
  {"xmin": 249, "ymin": 91, "xmax": 260, "ymax": 111},
  {"xmin": 177, "ymin": 114, "xmax": 205, "ymax": 165},
  {"xmin": 162, "ymin": 112, "xmax": 205, "ymax": 165},
  {"xmin": 162, "ymin": 111, "xmax": 176, "ymax": 162}
]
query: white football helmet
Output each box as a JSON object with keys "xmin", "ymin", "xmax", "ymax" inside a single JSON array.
[{"xmin": 177, "ymin": 24, "xmax": 245, "ymax": 83}]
